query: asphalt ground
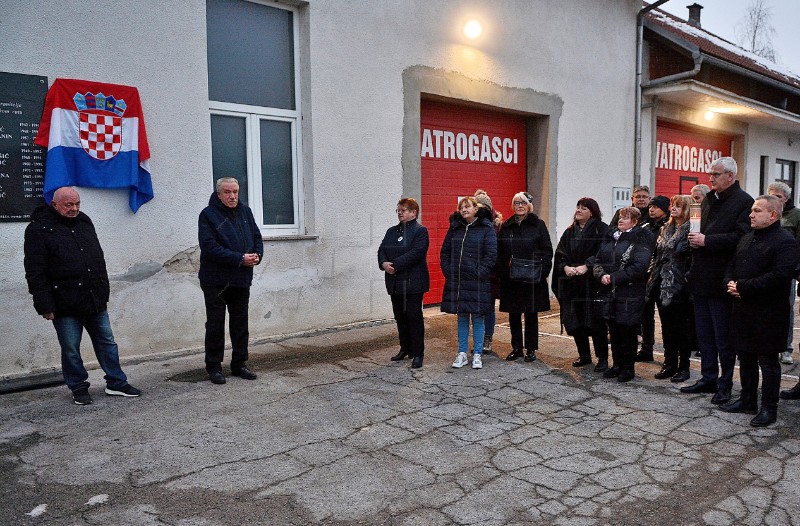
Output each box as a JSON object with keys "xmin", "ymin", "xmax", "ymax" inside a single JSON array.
[{"xmin": 2, "ymin": 306, "xmax": 800, "ymax": 525}]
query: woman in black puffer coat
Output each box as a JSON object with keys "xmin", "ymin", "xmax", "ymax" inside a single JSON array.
[
  {"xmin": 593, "ymin": 207, "xmax": 654, "ymax": 382},
  {"xmin": 440, "ymin": 197, "xmax": 497, "ymax": 370},
  {"xmin": 553, "ymin": 197, "xmax": 609, "ymax": 371},
  {"xmin": 497, "ymin": 192, "xmax": 553, "ymax": 363}
]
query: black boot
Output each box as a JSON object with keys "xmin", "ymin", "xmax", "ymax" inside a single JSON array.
[
  {"xmin": 654, "ymin": 364, "xmax": 677, "ymax": 380},
  {"xmin": 618, "ymin": 367, "xmax": 635, "ymax": 382},
  {"xmin": 780, "ymin": 381, "xmax": 800, "ymax": 400},
  {"xmin": 719, "ymin": 397, "xmax": 757, "ymax": 414},
  {"xmin": 411, "ymin": 355, "xmax": 423, "ymax": 369},
  {"xmin": 635, "ymin": 348, "xmax": 654, "ymax": 362},
  {"xmin": 670, "ymin": 368, "xmax": 690, "ymax": 383},
  {"xmin": 750, "ymin": 408, "xmax": 777, "ymax": 427},
  {"xmin": 524, "ymin": 349, "xmax": 537, "ymax": 362},
  {"xmin": 391, "ymin": 350, "xmax": 411, "ymax": 361},
  {"xmin": 603, "ymin": 366, "xmax": 621, "ymax": 379},
  {"xmin": 506, "ymin": 348, "xmax": 525, "ymax": 361},
  {"xmin": 594, "ymin": 359, "xmax": 609, "ymax": 373}
]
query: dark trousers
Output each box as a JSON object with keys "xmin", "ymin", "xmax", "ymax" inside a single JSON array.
[
  {"xmin": 573, "ymin": 326, "xmax": 609, "ymax": 361},
  {"xmin": 609, "ymin": 321, "xmax": 638, "ymax": 371},
  {"xmin": 738, "ymin": 352, "xmax": 781, "ymax": 410},
  {"xmin": 202, "ymin": 284, "xmax": 250, "ymax": 372},
  {"xmin": 390, "ymin": 292, "xmax": 425, "ymax": 357},
  {"xmin": 509, "ymin": 312, "xmax": 538, "ymax": 351},
  {"xmin": 641, "ymin": 297, "xmax": 656, "ymax": 351},
  {"xmin": 694, "ymin": 295, "xmax": 735, "ymax": 391},
  {"xmin": 656, "ymin": 298, "xmax": 692, "ymax": 370}
]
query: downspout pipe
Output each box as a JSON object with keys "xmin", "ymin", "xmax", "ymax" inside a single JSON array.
[{"xmin": 635, "ymin": 0, "xmax": 672, "ymax": 186}]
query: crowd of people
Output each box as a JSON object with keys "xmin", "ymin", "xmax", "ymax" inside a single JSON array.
[{"xmin": 378, "ymin": 157, "xmax": 800, "ymax": 428}]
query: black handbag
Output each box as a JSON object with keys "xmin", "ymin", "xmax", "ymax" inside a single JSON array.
[{"xmin": 509, "ymin": 257, "xmax": 541, "ymax": 283}]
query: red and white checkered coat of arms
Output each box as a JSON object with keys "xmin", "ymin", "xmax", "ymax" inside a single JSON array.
[{"xmin": 79, "ymin": 112, "xmax": 122, "ymax": 160}]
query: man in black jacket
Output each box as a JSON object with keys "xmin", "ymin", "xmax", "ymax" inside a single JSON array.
[
  {"xmin": 24, "ymin": 187, "xmax": 141, "ymax": 405},
  {"xmin": 719, "ymin": 195, "xmax": 800, "ymax": 426},
  {"xmin": 198, "ymin": 177, "xmax": 263, "ymax": 384},
  {"xmin": 681, "ymin": 157, "xmax": 754, "ymax": 405}
]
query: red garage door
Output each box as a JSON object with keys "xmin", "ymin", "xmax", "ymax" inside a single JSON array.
[
  {"xmin": 421, "ymin": 99, "xmax": 527, "ymax": 305},
  {"xmin": 655, "ymin": 121, "xmax": 732, "ymax": 197}
]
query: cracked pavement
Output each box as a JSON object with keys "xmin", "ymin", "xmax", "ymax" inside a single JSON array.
[{"xmin": 2, "ymin": 309, "xmax": 800, "ymax": 525}]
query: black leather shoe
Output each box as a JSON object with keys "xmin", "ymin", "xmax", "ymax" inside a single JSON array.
[
  {"xmin": 654, "ymin": 365, "xmax": 677, "ymax": 379},
  {"xmin": 617, "ymin": 369, "xmax": 635, "ymax": 383},
  {"xmin": 232, "ymin": 366, "xmax": 257, "ymax": 380},
  {"xmin": 780, "ymin": 382, "xmax": 800, "ymax": 400},
  {"xmin": 524, "ymin": 350, "xmax": 537, "ymax": 362},
  {"xmin": 750, "ymin": 408, "xmax": 777, "ymax": 427},
  {"xmin": 603, "ymin": 366, "xmax": 621, "ymax": 379},
  {"xmin": 209, "ymin": 371, "xmax": 226, "ymax": 384},
  {"xmin": 680, "ymin": 380, "xmax": 717, "ymax": 394},
  {"xmin": 390, "ymin": 351, "xmax": 411, "ymax": 362},
  {"xmin": 572, "ymin": 357, "xmax": 592, "ymax": 368},
  {"xmin": 711, "ymin": 388, "xmax": 731, "ymax": 405},
  {"xmin": 670, "ymin": 369, "xmax": 690, "ymax": 383},
  {"xmin": 594, "ymin": 360, "xmax": 609, "ymax": 373},
  {"xmin": 506, "ymin": 349, "xmax": 524, "ymax": 361},
  {"xmin": 411, "ymin": 355, "xmax": 423, "ymax": 369},
  {"xmin": 718, "ymin": 398, "xmax": 758, "ymax": 414},
  {"xmin": 635, "ymin": 351, "xmax": 654, "ymax": 362}
]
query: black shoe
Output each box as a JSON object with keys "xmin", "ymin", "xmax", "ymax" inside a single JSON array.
[
  {"xmin": 72, "ymin": 388, "xmax": 92, "ymax": 405},
  {"xmin": 635, "ymin": 351, "xmax": 654, "ymax": 362},
  {"xmin": 711, "ymin": 388, "xmax": 731, "ymax": 405},
  {"xmin": 750, "ymin": 408, "xmax": 777, "ymax": 427},
  {"xmin": 680, "ymin": 380, "xmax": 717, "ymax": 394},
  {"xmin": 105, "ymin": 384, "xmax": 141, "ymax": 397},
  {"xmin": 209, "ymin": 370, "xmax": 226, "ymax": 384},
  {"xmin": 524, "ymin": 350, "xmax": 537, "ymax": 362},
  {"xmin": 411, "ymin": 355, "xmax": 423, "ymax": 369},
  {"xmin": 572, "ymin": 357, "xmax": 592, "ymax": 367},
  {"xmin": 603, "ymin": 366, "xmax": 621, "ymax": 379},
  {"xmin": 654, "ymin": 365, "xmax": 677, "ymax": 380},
  {"xmin": 670, "ymin": 369, "xmax": 690, "ymax": 383},
  {"xmin": 594, "ymin": 360, "xmax": 609, "ymax": 373},
  {"xmin": 390, "ymin": 351, "xmax": 411, "ymax": 362},
  {"xmin": 718, "ymin": 398, "xmax": 758, "ymax": 414},
  {"xmin": 618, "ymin": 369, "xmax": 635, "ymax": 383},
  {"xmin": 232, "ymin": 366, "xmax": 257, "ymax": 380},
  {"xmin": 506, "ymin": 349, "xmax": 525, "ymax": 361},
  {"xmin": 780, "ymin": 383, "xmax": 800, "ymax": 400}
]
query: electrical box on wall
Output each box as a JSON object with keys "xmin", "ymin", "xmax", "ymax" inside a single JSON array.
[{"xmin": 612, "ymin": 186, "xmax": 631, "ymax": 213}]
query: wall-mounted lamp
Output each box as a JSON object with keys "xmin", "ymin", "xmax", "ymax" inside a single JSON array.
[
  {"xmin": 704, "ymin": 110, "xmax": 715, "ymax": 121},
  {"xmin": 463, "ymin": 19, "xmax": 482, "ymax": 40}
]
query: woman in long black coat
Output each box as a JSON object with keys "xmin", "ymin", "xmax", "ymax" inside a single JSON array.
[
  {"xmin": 553, "ymin": 197, "xmax": 609, "ymax": 371},
  {"xmin": 378, "ymin": 197, "xmax": 430, "ymax": 368},
  {"xmin": 593, "ymin": 207, "xmax": 654, "ymax": 382},
  {"xmin": 440, "ymin": 197, "xmax": 497, "ymax": 370},
  {"xmin": 497, "ymin": 192, "xmax": 553, "ymax": 362}
]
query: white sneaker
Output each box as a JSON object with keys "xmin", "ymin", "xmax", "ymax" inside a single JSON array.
[
  {"xmin": 472, "ymin": 354, "xmax": 483, "ymax": 369},
  {"xmin": 452, "ymin": 352, "xmax": 469, "ymax": 368},
  {"xmin": 782, "ymin": 351, "xmax": 794, "ymax": 365}
]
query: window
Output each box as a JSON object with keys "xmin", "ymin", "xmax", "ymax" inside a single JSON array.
[
  {"xmin": 207, "ymin": 0, "xmax": 303, "ymax": 235},
  {"xmin": 776, "ymin": 159, "xmax": 797, "ymax": 203}
]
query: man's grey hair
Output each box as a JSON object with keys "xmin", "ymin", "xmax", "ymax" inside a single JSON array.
[
  {"xmin": 756, "ymin": 194, "xmax": 783, "ymax": 216},
  {"xmin": 690, "ymin": 184, "xmax": 710, "ymax": 197},
  {"xmin": 768, "ymin": 181, "xmax": 792, "ymax": 198},
  {"xmin": 632, "ymin": 185, "xmax": 650, "ymax": 194},
  {"xmin": 711, "ymin": 156, "xmax": 737, "ymax": 176},
  {"xmin": 215, "ymin": 177, "xmax": 239, "ymax": 192}
]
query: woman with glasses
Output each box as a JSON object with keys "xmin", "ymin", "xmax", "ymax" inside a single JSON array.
[
  {"xmin": 497, "ymin": 192, "xmax": 553, "ymax": 362},
  {"xmin": 440, "ymin": 196, "xmax": 497, "ymax": 369},
  {"xmin": 378, "ymin": 198, "xmax": 430, "ymax": 368},
  {"xmin": 593, "ymin": 207, "xmax": 654, "ymax": 382},
  {"xmin": 553, "ymin": 197, "xmax": 610, "ymax": 371}
]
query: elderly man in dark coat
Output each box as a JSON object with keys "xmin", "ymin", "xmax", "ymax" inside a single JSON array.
[
  {"xmin": 681, "ymin": 157, "xmax": 754, "ymax": 405},
  {"xmin": 719, "ymin": 195, "xmax": 800, "ymax": 427}
]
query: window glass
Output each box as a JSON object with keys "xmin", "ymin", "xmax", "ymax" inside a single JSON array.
[
  {"xmin": 206, "ymin": 0, "xmax": 295, "ymax": 109},
  {"xmin": 260, "ymin": 119, "xmax": 294, "ymax": 224},
  {"xmin": 210, "ymin": 114, "xmax": 249, "ymax": 203}
]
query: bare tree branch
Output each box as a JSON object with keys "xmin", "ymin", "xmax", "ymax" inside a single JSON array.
[{"xmin": 735, "ymin": 0, "xmax": 777, "ymax": 62}]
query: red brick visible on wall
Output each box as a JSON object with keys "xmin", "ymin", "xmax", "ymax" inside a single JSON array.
[{"xmin": 421, "ymin": 99, "xmax": 528, "ymax": 305}]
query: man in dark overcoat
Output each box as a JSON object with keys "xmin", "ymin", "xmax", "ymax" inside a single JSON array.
[
  {"xmin": 719, "ymin": 195, "xmax": 800, "ymax": 427},
  {"xmin": 681, "ymin": 157, "xmax": 753, "ymax": 405},
  {"xmin": 24, "ymin": 187, "xmax": 141, "ymax": 405}
]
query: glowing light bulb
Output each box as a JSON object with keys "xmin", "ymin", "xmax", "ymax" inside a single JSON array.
[
  {"xmin": 464, "ymin": 19, "xmax": 482, "ymax": 40},
  {"xmin": 704, "ymin": 110, "xmax": 715, "ymax": 121}
]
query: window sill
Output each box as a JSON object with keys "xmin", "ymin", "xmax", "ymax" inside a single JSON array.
[{"xmin": 262, "ymin": 234, "xmax": 318, "ymax": 242}]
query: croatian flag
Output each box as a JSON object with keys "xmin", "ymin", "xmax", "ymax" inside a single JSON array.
[{"xmin": 35, "ymin": 78, "xmax": 153, "ymax": 213}]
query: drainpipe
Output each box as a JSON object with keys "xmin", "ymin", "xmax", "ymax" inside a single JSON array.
[{"xmin": 635, "ymin": 0, "xmax": 672, "ymax": 186}]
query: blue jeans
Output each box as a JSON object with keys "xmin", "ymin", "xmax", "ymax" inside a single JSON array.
[
  {"xmin": 693, "ymin": 295, "xmax": 735, "ymax": 391},
  {"xmin": 52, "ymin": 311, "xmax": 128, "ymax": 392},
  {"xmin": 457, "ymin": 313, "xmax": 485, "ymax": 355}
]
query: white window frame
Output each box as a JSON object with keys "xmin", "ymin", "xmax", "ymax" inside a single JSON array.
[{"xmin": 208, "ymin": 0, "xmax": 303, "ymax": 237}]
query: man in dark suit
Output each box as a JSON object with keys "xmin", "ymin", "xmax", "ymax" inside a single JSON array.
[
  {"xmin": 720, "ymin": 195, "xmax": 800, "ymax": 426},
  {"xmin": 680, "ymin": 157, "xmax": 753, "ymax": 405}
]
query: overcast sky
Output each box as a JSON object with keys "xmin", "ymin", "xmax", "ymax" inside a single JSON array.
[{"xmin": 659, "ymin": 0, "xmax": 800, "ymax": 77}]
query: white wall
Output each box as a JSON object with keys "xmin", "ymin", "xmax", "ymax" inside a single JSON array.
[{"xmin": 0, "ymin": 0, "xmax": 640, "ymax": 382}]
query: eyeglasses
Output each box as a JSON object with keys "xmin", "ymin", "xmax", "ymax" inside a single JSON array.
[
  {"xmin": 513, "ymin": 201, "xmax": 528, "ymax": 206},
  {"xmin": 396, "ymin": 208, "xmax": 411, "ymax": 213}
]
